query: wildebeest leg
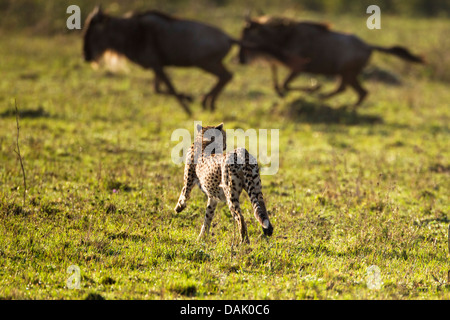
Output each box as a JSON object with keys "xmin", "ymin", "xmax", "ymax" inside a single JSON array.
[
  {"xmin": 152, "ymin": 67, "xmax": 192, "ymax": 115},
  {"xmin": 271, "ymin": 64, "xmax": 285, "ymax": 97},
  {"xmin": 282, "ymin": 71, "xmax": 322, "ymax": 94},
  {"xmin": 154, "ymin": 74, "xmax": 163, "ymax": 93},
  {"xmin": 200, "ymin": 62, "xmax": 233, "ymax": 111},
  {"xmin": 347, "ymin": 76, "xmax": 368, "ymax": 107},
  {"xmin": 154, "ymin": 73, "xmax": 193, "ymax": 103},
  {"xmin": 319, "ymin": 76, "xmax": 347, "ymax": 100}
]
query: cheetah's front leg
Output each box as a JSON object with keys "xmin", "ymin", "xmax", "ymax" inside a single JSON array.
[
  {"xmin": 174, "ymin": 150, "xmax": 197, "ymax": 213},
  {"xmin": 175, "ymin": 185, "xmax": 193, "ymax": 213},
  {"xmin": 175, "ymin": 175, "xmax": 198, "ymax": 213}
]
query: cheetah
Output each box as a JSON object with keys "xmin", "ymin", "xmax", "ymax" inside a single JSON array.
[{"xmin": 174, "ymin": 123, "xmax": 274, "ymax": 244}]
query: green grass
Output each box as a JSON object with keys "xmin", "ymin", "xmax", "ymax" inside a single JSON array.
[{"xmin": 0, "ymin": 4, "xmax": 449, "ymax": 300}]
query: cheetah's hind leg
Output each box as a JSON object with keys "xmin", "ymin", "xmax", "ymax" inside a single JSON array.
[
  {"xmin": 223, "ymin": 175, "xmax": 249, "ymax": 244},
  {"xmin": 197, "ymin": 198, "xmax": 218, "ymax": 241}
]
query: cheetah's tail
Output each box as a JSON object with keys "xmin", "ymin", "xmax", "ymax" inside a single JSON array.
[
  {"xmin": 245, "ymin": 164, "xmax": 273, "ymax": 237},
  {"xmin": 250, "ymin": 192, "xmax": 273, "ymax": 237}
]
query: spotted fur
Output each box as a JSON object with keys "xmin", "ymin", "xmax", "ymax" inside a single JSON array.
[{"xmin": 174, "ymin": 123, "xmax": 273, "ymax": 243}]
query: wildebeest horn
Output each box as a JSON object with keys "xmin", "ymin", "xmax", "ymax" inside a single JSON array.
[
  {"xmin": 93, "ymin": 5, "xmax": 103, "ymax": 15},
  {"xmin": 244, "ymin": 9, "xmax": 251, "ymax": 22}
]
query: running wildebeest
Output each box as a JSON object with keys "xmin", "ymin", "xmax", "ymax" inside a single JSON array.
[
  {"xmin": 239, "ymin": 15, "xmax": 425, "ymax": 107},
  {"xmin": 83, "ymin": 7, "xmax": 308, "ymax": 115}
]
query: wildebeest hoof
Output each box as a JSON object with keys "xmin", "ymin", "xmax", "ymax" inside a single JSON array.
[
  {"xmin": 310, "ymin": 83, "xmax": 322, "ymax": 93},
  {"xmin": 276, "ymin": 89, "xmax": 286, "ymax": 98},
  {"xmin": 201, "ymin": 95, "xmax": 212, "ymax": 110}
]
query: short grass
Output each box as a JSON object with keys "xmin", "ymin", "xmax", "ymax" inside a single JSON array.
[{"xmin": 0, "ymin": 4, "xmax": 449, "ymax": 300}]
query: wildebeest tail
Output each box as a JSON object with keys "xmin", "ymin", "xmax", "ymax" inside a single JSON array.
[
  {"xmin": 372, "ymin": 45, "xmax": 425, "ymax": 64},
  {"xmin": 230, "ymin": 38, "xmax": 310, "ymax": 71}
]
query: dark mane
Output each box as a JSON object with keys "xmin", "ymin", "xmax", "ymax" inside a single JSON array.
[
  {"xmin": 257, "ymin": 16, "xmax": 330, "ymax": 32},
  {"xmin": 298, "ymin": 21, "xmax": 331, "ymax": 31},
  {"xmin": 257, "ymin": 16, "xmax": 297, "ymax": 27},
  {"xmin": 132, "ymin": 10, "xmax": 178, "ymax": 21}
]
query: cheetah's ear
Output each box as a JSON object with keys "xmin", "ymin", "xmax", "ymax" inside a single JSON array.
[
  {"xmin": 196, "ymin": 124, "xmax": 203, "ymax": 133},
  {"xmin": 215, "ymin": 123, "xmax": 224, "ymax": 131}
]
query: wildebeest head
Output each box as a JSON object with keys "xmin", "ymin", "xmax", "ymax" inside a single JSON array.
[
  {"xmin": 239, "ymin": 15, "xmax": 292, "ymax": 64},
  {"xmin": 83, "ymin": 6, "xmax": 110, "ymax": 62}
]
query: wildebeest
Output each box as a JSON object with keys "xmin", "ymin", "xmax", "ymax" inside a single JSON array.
[
  {"xmin": 239, "ymin": 15, "xmax": 425, "ymax": 107},
  {"xmin": 83, "ymin": 7, "xmax": 308, "ymax": 115}
]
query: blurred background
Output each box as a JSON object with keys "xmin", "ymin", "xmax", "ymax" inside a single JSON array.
[
  {"xmin": 0, "ymin": 1, "xmax": 449, "ymax": 300},
  {"xmin": 1, "ymin": 0, "xmax": 449, "ymax": 83},
  {"xmin": 1, "ymin": 0, "xmax": 449, "ymax": 34}
]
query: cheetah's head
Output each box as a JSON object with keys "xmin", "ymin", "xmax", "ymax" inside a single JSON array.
[{"xmin": 195, "ymin": 123, "xmax": 227, "ymax": 154}]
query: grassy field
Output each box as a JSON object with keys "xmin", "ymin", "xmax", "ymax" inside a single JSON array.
[{"xmin": 0, "ymin": 3, "xmax": 449, "ymax": 300}]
